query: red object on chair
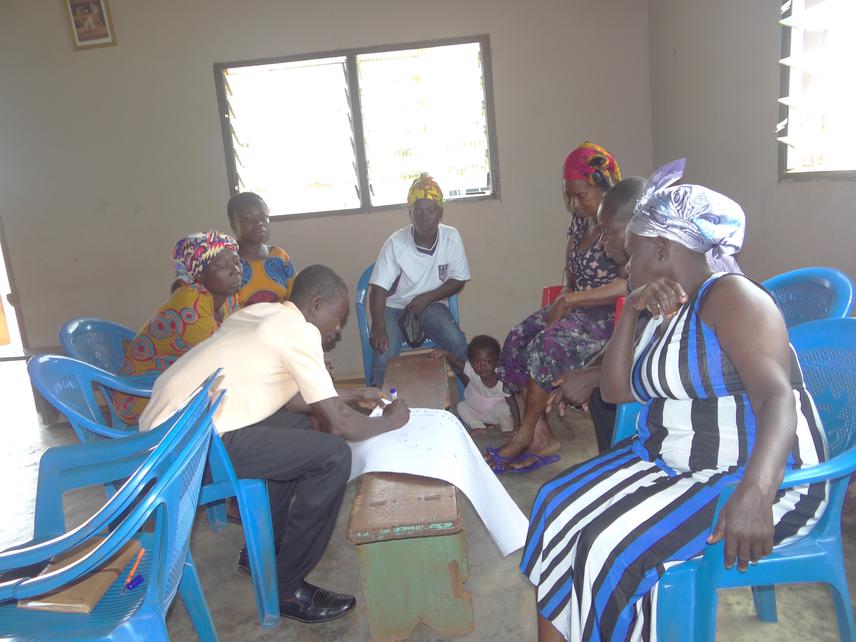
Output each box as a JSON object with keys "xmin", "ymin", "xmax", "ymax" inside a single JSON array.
[
  {"xmin": 542, "ymin": 285, "xmax": 564, "ymax": 307},
  {"xmin": 615, "ymin": 296, "xmax": 625, "ymax": 324}
]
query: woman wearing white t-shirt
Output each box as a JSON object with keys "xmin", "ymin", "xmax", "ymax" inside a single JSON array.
[{"xmin": 367, "ymin": 174, "xmax": 470, "ymax": 385}]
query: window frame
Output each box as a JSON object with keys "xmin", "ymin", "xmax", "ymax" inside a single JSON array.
[
  {"xmin": 778, "ymin": 1, "xmax": 856, "ymax": 183},
  {"xmin": 213, "ymin": 35, "xmax": 501, "ymax": 219}
]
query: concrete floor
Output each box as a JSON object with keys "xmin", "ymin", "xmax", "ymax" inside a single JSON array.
[{"xmin": 3, "ymin": 359, "xmax": 855, "ymax": 641}]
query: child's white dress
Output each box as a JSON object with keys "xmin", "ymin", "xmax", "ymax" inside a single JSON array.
[{"xmin": 457, "ymin": 362, "xmax": 513, "ymax": 431}]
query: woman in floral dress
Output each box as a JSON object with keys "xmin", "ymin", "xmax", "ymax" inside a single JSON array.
[{"xmin": 491, "ymin": 142, "xmax": 627, "ymax": 471}]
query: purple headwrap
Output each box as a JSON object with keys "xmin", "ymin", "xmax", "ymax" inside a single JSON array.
[{"xmin": 628, "ymin": 159, "xmax": 745, "ymax": 267}]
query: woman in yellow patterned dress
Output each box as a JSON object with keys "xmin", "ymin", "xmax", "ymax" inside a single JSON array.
[
  {"xmin": 227, "ymin": 192, "xmax": 296, "ymax": 306},
  {"xmin": 114, "ymin": 231, "xmax": 242, "ymax": 425}
]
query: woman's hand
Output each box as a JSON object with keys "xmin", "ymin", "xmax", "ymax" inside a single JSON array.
[
  {"xmin": 707, "ymin": 483, "xmax": 775, "ymax": 571},
  {"xmin": 369, "ymin": 327, "xmax": 389, "ymax": 353},
  {"xmin": 431, "ymin": 349, "xmax": 448, "ymax": 360},
  {"xmin": 546, "ymin": 368, "xmax": 600, "ymax": 415},
  {"xmin": 545, "ymin": 294, "xmax": 573, "ymax": 326},
  {"xmin": 627, "ymin": 277, "xmax": 688, "ymax": 319}
]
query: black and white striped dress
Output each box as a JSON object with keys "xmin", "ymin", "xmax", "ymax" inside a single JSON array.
[{"xmin": 520, "ymin": 273, "xmax": 828, "ymax": 641}]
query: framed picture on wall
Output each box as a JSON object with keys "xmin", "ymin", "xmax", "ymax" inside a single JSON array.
[{"xmin": 64, "ymin": 0, "xmax": 116, "ymax": 50}]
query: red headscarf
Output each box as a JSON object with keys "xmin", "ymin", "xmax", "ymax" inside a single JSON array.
[{"xmin": 562, "ymin": 142, "xmax": 621, "ymax": 190}]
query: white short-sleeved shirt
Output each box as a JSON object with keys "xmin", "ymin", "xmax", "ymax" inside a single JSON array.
[
  {"xmin": 138, "ymin": 302, "xmax": 337, "ymax": 435},
  {"xmin": 370, "ymin": 224, "xmax": 471, "ymax": 309}
]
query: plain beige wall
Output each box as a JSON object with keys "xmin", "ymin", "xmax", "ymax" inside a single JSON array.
[
  {"xmin": 649, "ymin": 0, "xmax": 856, "ymax": 282},
  {"xmin": 0, "ymin": 0, "xmax": 653, "ymax": 378}
]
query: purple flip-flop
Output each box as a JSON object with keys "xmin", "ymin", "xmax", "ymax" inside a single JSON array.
[
  {"xmin": 485, "ymin": 447, "xmax": 561, "ymax": 475},
  {"xmin": 503, "ymin": 452, "xmax": 561, "ymax": 473}
]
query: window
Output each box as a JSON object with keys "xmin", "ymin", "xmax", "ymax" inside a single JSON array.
[
  {"xmin": 778, "ymin": 0, "xmax": 856, "ymax": 178},
  {"xmin": 214, "ymin": 36, "xmax": 499, "ymax": 217}
]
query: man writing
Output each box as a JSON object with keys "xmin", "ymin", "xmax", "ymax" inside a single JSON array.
[{"xmin": 140, "ymin": 264, "xmax": 409, "ymax": 623}]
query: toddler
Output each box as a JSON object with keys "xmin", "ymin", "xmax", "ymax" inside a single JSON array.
[{"xmin": 434, "ymin": 335, "xmax": 519, "ymax": 435}]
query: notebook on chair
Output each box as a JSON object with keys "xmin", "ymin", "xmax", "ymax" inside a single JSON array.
[{"xmin": 17, "ymin": 537, "xmax": 142, "ymax": 614}]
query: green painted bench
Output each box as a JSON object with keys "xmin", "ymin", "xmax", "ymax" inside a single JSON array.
[
  {"xmin": 346, "ymin": 352, "xmax": 473, "ymax": 640},
  {"xmin": 347, "ymin": 472, "xmax": 473, "ymax": 641}
]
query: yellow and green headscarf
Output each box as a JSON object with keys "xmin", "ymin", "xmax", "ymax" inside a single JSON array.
[{"xmin": 406, "ymin": 173, "xmax": 444, "ymax": 210}]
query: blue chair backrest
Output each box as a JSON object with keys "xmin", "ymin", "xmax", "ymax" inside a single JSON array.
[
  {"xmin": 790, "ymin": 318, "xmax": 856, "ymax": 459},
  {"xmin": 59, "ymin": 318, "xmax": 140, "ymax": 428},
  {"xmin": 0, "ymin": 383, "xmax": 219, "ymax": 611},
  {"xmin": 59, "ymin": 317, "xmax": 136, "ymax": 374},
  {"xmin": 355, "ymin": 263, "xmax": 461, "ymax": 385},
  {"xmin": 28, "ymin": 354, "xmax": 151, "ymax": 441},
  {"xmin": 762, "ymin": 267, "xmax": 854, "ymax": 328}
]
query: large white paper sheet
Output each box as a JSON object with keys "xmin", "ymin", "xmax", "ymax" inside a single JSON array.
[{"xmin": 348, "ymin": 408, "xmax": 528, "ymax": 556}]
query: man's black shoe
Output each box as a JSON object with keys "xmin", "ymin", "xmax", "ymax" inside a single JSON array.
[
  {"xmin": 237, "ymin": 548, "xmax": 250, "ymax": 576},
  {"xmin": 279, "ymin": 581, "xmax": 356, "ymax": 623}
]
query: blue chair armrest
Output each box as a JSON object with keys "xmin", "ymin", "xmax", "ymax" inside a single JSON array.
[
  {"xmin": 94, "ymin": 371, "xmax": 155, "ymax": 397},
  {"xmin": 120, "ymin": 372, "xmax": 159, "ymax": 392},
  {"xmin": 30, "ymin": 429, "xmax": 164, "ymax": 542},
  {"xmin": 696, "ymin": 449, "xmax": 852, "ymax": 575},
  {"xmin": 63, "ymin": 414, "xmax": 141, "ymax": 438},
  {"xmin": 780, "ymin": 450, "xmax": 856, "ymax": 488}
]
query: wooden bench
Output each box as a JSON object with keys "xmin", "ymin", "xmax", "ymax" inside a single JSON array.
[{"xmin": 347, "ymin": 352, "xmax": 474, "ymax": 641}]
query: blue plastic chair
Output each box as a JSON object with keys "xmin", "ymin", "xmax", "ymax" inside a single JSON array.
[
  {"xmin": 28, "ymin": 354, "xmax": 153, "ymax": 443},
  {"xmin": 762, "ymin": 267, "xmax": 854, "ymax": 328},
  {"xmin": 356, "ymin": 264, "xmax": 465, "ymax": 397},
  {"xmin": 59, "ymin": 318, "xmax": 136, "ymax": 374},
  {"xmin": 611, "ymin": 319, "xmax": 856, "ymax": 640},
  {"xmin": 0, "ymin": 374, "xmax": 221, "ymax": 641},
  {"xmin": 59, "ymin": 317, "xmax": 143, "ymax": 429},
  {"xmin": 27, "ymin": 354, "xmax": 280, "ymax": 628}
]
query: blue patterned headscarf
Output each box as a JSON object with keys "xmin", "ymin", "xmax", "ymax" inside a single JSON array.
[{"xmin": 628, "ymin": 159, "xmax": 745, "ymax": 265}]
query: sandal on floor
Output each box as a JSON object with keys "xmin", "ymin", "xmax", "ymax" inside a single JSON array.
[
  {"xmin": 485, "ymin": 446, "xmax": 524, "ymax": 474},
  {"xmin": 502, "ymin": 452, "xmax": 561, "ymax": 474}
]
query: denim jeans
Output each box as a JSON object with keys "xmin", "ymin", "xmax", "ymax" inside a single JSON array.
[{"xmin": 370, "ymin": 302, "xmax": 467, "ymax": 386}]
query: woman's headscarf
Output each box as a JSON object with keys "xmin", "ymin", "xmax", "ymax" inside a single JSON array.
[
  {"xmin": 562, "ymin": 142, "xmax": 622, "ymax": 191},
  {"xmin": 628, "ymin": 159, "xmax": 745, "ymax": 264},
  {"xmin": 407, "ymin": 173, "xmax": 444, "ymax": 210},
  {"xmin": 172, "ymin": 231, "xmax": 239, "ymax": 281}
]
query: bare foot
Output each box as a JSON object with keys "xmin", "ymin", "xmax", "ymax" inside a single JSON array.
[
  {"xmin": 527, "ymin": 416, "xmax": 562, "ymax": 456},
  {"xmin": 484, "ymin": 430, "xmax": 533, "ymax": 468}
]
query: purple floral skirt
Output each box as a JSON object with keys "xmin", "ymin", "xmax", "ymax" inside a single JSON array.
[{"xmin": 498, "ymin": 305, "xmax": 614, "ymax": 393}]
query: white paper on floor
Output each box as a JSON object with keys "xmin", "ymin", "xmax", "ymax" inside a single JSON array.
[{"xmin": 348, "ymin": 408, "xmax": 529, "ymax": 556}]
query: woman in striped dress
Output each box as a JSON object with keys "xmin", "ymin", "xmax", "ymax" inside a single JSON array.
[{"xmin": 522, "ymin": 161, "xmax": 828, "ymax": 642}]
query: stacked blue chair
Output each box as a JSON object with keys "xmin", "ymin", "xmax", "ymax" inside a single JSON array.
[
  {"xmin": 59, "ymin": 318, "xmax": 136, "ymax": 374},
  {"xmin": 356, "ymin": 263, "xmax": 465, "ymax": 398},
  {"xmin": 763, "ymin": 267, "xmax": 854, "ymax": 328},
  {"xmin": 27, "ymin": 355, "xmax": 280, "ymax": 628},
  {"xmin": 59, "ymin": 317, "xmax": 145, "ymax": 429},
  {"xmin": 0, "ymin": 374, "xmax": 221, "ymax": 641},
  {"xmin": 611, "ymin": 319, "xmax": 856, "ymax": 640},
  {"xmin": 28, "ymin": 355, "xmax": 152, "ymax": 442}
]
